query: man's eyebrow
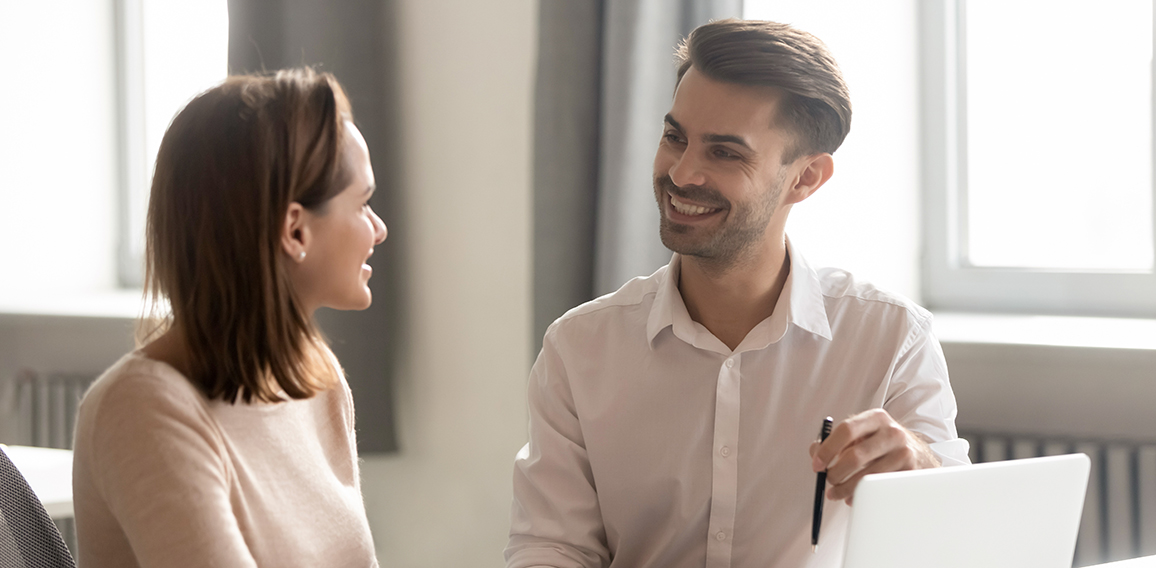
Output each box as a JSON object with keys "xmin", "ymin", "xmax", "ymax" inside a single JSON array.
[
  {"xmin": 703, "ymin": 134, "xmax": 753, "ymax": 151},
  {"xmin": 664, "ymin": 114, "xmax": 753, "ymax": 151}
]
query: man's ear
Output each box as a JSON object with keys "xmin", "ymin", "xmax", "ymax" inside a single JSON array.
[
  {"xmin": 782, "ymin": 153, "xmax": 835, "ymax": 206},
  {"xmin": 281, "ymin": 202, "xmax": 310, "ymax": 262}
]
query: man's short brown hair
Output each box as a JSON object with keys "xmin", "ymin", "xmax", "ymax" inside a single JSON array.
[{"xmin": 675, "ymin": 19, "xmax": 851, "ymax": 162}]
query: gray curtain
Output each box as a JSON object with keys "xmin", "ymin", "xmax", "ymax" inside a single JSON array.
[
  {"xmin": 228, "ymin": 0, "xmax": 403, "ymax": 453},
  {"xmin": 533, "ymin": 0, "xmax": 742, "ymax": 348}
]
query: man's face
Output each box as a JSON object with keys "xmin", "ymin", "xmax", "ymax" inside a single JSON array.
[{"xmin": 653, "ymin": 66, "xmax": 797, "ymax": 268}]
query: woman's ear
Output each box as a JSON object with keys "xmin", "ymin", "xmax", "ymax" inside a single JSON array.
[
  {"xmin": 783, "ymin": 153, "xmax": 835, "ymax": 206},
  {"xmin": 281, "ymin": 202, "xmax": 310, "ymax": 262}
]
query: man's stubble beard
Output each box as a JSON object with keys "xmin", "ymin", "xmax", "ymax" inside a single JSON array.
[{"xmin": 654, "ymin": 171, "xmax": 784, "ymax": 274}]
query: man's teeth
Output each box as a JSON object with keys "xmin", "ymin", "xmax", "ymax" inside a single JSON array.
[{"xmin": 671, "ymin": 194, "xmax": 716, "ymax": 216}]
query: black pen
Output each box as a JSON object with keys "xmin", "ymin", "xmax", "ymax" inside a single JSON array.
[{"xmin": 812, "ymin": 416, "xmax": 834, "ymax": 552}]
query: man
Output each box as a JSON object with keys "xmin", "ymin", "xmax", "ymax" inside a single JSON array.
[{"xmin": 506, "ymin": 19, "xmax": 969, "ymax": 568}]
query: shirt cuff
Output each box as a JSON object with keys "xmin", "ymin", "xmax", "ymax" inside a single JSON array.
[{"xmin": 930, "ymin": 438, "xmax": 972, "ymax": 466}]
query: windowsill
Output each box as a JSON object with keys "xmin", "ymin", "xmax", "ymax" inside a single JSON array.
[
  {"xmin": 932, "ymin": 311, "xmax": 1156, "ymax": 351},
  {"xmin": 933, "ymin": 311, "xmax": 1156, "ymax": 441},
  {"xmin": 1, "ymin": 297, "xmax": 1154, "ymax": 351},
  {"xmin": 0, "ymin": 289, "xmax": 145, "ymax": 321}
]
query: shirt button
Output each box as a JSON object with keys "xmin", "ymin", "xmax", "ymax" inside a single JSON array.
[
  {"xmin": 720, "ymin": 446, "xmax": 730, "ymax": 457},
  {"xmin": 716, "ymin": 531, "xmax": 726, "ymax": 541},
  {"xmin": 725, "ymin": 358, "xmax": 734, "ymax": 368}
]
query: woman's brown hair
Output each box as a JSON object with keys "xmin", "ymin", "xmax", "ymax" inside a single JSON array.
[{"xmin": 143, "ymin": 67, "xmax": 354, "ymax": 403}]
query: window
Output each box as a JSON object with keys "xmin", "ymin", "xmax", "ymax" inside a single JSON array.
[
  {"xmin": 119, "ymin": 0, "xmax": 229, "ymax": 286},
  {"xmin": 921, "ymin": 0, "xmax": 1156, "ymax": 316},
  {"xmin": 0, "ymin": 0, "xmax": 226, "ymax": 310},
  {"xmin": 0, "ymin": 2, "xmax": 121, "ymax": 301}
]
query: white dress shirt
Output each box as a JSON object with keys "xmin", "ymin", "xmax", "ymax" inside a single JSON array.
[{"xmin": 506, "ymin": 241, "xmax": 969, "ymax": 568}]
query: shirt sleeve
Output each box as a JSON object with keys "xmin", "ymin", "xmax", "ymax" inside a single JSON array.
[
  {"xmin": 883, "ymin": 316, "xmax": 972, "ymax": 467},
  {"xmin": 506, "ymin": 329, "xmax": 610, "ymax": 568},
  {"xmin": 80, "ymin": 373, "xmax": 260, "ymax": 568}
]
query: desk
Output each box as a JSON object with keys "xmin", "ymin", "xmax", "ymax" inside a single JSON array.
[{"xmin": 3, "ymin": 445, "xmax": 73, "ymax": 519}]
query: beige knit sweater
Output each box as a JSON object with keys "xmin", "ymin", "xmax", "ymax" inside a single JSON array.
[{"xmin": 72, "ymin": 352, "xmax": 379, "ymax": 567}]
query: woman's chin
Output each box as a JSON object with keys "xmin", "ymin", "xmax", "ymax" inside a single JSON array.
[
  {"xmin": 351, "ymin": 289, "xmax": 373, "ymax": 310},
  {"xmin": 320, "ymin": 291, "xmax": 373, "ymax": 312}
]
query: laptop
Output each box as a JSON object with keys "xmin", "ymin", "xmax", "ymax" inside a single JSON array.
[{"xmin": 841, "ymin": 453, "xmax": 1090, "ymax": 568}]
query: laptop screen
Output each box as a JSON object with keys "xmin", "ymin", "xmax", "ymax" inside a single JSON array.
[{"xmin": 841, "ymin": 454, "xmax": 1089, "ymax": 568}]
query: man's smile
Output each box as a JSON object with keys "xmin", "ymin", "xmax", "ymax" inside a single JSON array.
[
  {"xmin": 670, "ymin": 194, "xmax": 721, "ymax": 216},
  {"xmin": 666, "ymin": 191, "xmax": 724, "ymax": 224}
]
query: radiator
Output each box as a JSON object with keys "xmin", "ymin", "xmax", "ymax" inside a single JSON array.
[
  {"xmin": 10, "ymin": 369, "xmax": 96, "ymax": 560},
  {"xmin": 962, "ymin": 432, "xmax": 1156, "ymax": 567},
  {"xmin": 12, "ymin": 369, "xmax": 94, "ymax": 450}
]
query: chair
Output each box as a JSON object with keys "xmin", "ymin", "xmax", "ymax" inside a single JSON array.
[{"xmin": 0, "ymin": 447, "xmax": 75, "ymax": 567}]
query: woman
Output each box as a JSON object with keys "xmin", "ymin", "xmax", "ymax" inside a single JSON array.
[{"xmin": 72, "ymin": 68, "xmax": 386, "ymax": 567}]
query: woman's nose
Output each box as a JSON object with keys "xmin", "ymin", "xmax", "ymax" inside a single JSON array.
[{"xmin": 372, "ymin": 211, "xmax": 387, "ymax": 244}]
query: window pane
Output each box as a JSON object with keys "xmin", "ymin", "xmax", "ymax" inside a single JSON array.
[
  {"xmin": 965, "ymin": 0, "xmax": 1153, "ymax": 270},
  {"xmin": 0, "ymin": 1, "xmax": 119, "ymax": 297},
  {"xmin": 126, "ymin": 1, "xmax": 229, "ymax": 278}
]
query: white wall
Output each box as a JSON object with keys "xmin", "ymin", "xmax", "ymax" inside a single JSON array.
[
  {"xmin": 743, "ymin": 0, "xmax": 922, "ymax": 301},
  {"xmin": 358, "ymin": 1, "xmax": 536, "ymax": 566},
  {"xmin": 944, "ymin": 341, "xmax": 1156, "ymax": 441}
]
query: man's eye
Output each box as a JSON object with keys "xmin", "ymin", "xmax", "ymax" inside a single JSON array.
[{"xmin": 663, "ymin": 133, "xmax": 685, "ymax": 144}]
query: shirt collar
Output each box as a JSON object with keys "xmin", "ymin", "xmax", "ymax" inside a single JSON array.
[
  {"xmin": 646, "ymin": 237, "xmax": 833, "ymax": 352},
  {"xmin": 645, "ymin": 255, "xmax": 679, "ymax": 346},
  {"xmin": 781, "ymin": 237, "xmax": 834, "ymax": 342}
]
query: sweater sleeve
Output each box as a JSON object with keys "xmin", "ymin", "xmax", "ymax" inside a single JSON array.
[{"xmin": 76, "ymin": 371, "xmax": 259, "ymax": 568}]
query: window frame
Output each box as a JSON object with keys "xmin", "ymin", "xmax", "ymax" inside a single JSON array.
[
  {"xmin": 114, "ymin": 0, "xmax": 147, "ymax": 289},
  {"xmin": 112, "ymin": 0, "xmax": 228, "ymax": 290},
  {"xmin": 919, "ymin": 0, "xmax": 1156, "ymax": 317}
]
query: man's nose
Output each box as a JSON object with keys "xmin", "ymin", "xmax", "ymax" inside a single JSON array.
[{"xmin": 668, "ymin": 147, "xmax": 707, "ymax": 188}]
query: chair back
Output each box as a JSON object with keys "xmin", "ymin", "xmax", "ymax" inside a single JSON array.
[{"xmin": 0, "ymin": 447, "xmax": 75, "ymax": 568}]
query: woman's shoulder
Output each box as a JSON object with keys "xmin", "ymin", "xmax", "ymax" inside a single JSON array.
[
  {"xmin": 73, "ymin": 352, "xmax": 235, "ymax": 526},
  {"xmin": 82, "ymin": 351, "xmax": 206, "ymax": 413},
  {"xmin": 76, "ymin": 352, "xmax": 220, "ymax": 452}
]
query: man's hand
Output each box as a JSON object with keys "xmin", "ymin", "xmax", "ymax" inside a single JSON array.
[{"xmin": 809, "ymin": 409, "xmax": 941, "ymax": 504}]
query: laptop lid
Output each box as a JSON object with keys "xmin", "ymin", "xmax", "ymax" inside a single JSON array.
[{"xmin": 841, "ymin": 454, "xmax": 1090, "ymax": 568}]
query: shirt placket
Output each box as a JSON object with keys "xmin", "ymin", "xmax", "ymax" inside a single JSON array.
[{"xmin": 705, "ymin": 353, "xmax": 741, "ymax": 567}]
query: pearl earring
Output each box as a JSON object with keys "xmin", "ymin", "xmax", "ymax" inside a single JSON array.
[{"xmin": 297, "ymin": 251, "xmax": 306, "ymax": 261}]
